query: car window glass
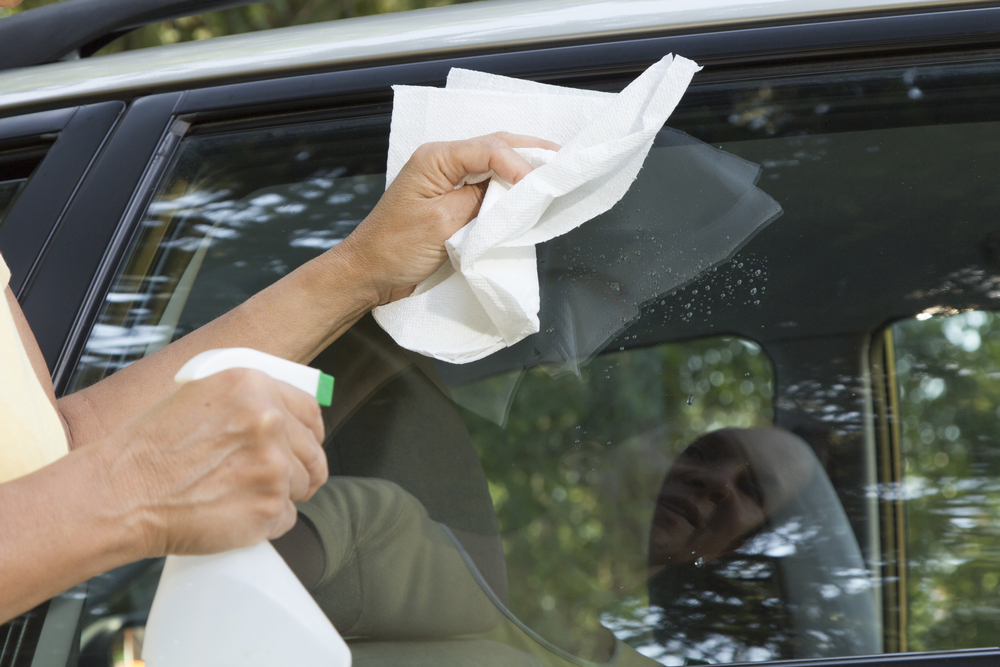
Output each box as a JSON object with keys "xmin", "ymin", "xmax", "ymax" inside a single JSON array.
[
  {"xmin": 69, "ymin": 55, "xmax": 1000, "ymax": 666},
  {"xmin": 890, "ymin": 310, "xmax": 1000, "ymax": 652}
]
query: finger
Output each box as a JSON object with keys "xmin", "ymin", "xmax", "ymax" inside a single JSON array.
[
  {"xmin": 480, "ymin": 132, "xmax": 561, "ymax": 185},
  {"xmin": 267, "ymin": 499, "xmax": 299, "ymax": 541},
  {"xmin": 438, "ymin": 134, "xmax": 553, "ymax": 188},
  {"xmin": 425, "ymin": 178, "xmax": 489, "ymax": 245},
  {"xmin": 491, "ymin": 131, "xmax": 562, "ymax": 152},
  {"xmin": 272, "ymin": 379, "xmax": 326, "ymax": 445},
  {"xmin": 280, "ymin": 412, "xmax": 327, "ymax": 501}
]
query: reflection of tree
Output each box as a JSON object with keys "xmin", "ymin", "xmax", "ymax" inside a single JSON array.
[
  {"xmin": 647, "ymin": 555, "xmax": 792, "ymax": 664},
  {"xmin": 643, "ymin": 509, "xmax": 876, "ymax": 664},
  {"xmin": 894, "ymin": 311, "xmax": 1000, "ymax": 652},
  {"xmin": 460, "ymin": 338, "xmax": 776, "ymax": 662}
]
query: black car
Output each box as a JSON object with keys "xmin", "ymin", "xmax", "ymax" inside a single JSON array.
[{"xmin": 3, "ymin": 1, "xmax": 1000, "ymax": 666}]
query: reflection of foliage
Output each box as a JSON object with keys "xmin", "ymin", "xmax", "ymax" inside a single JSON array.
[
  {"xmin": 641, "ymin": 496, "xmax": 876, "ymax": 664},
  {"xmin": 69, "ymin": 119, "xmax": 388, "ymax": 392},
  {"xmin": 893, "ymin": 311, "xmax": 1000, "ymax": 651},
  {"xmin": 460, "ymin": 338, "xmax": 775, "ymax": 663},
  {"xmin": 11, "ymin": 0, "xmax": 481, "ymax": 54},
  {"xmin": 647, "ymin": 556, "xmax": 791, "ymax": 664}
]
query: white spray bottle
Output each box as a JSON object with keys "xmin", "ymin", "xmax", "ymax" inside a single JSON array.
[{"xmin": 142, "ymin": 348, "xmax": 350, "ymax": 667}]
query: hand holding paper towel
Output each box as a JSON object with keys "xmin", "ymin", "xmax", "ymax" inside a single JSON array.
[{"xmin": 373, "ymin": 54, "xmax": 702, "ymax": 363}]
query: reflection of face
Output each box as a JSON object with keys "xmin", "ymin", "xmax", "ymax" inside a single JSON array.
[
  {"xmin": 0, "ymin": 0, "xmax": 24, "ymax": 8},
  {"xmin": 648, "ymin": 428, "xmax": 814, "ymax": 570}
]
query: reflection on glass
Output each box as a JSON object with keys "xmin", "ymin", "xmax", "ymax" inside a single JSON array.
[
  {"xmin": 285, "ymin": 422, "xmax": 874, "ymax": 667},
  {"xmin": 893, "ymin": 311, "xmax": 1000, "ymax": 651},
  {"xmin": 457, "ymin": 339, "xmax": 777, "ymax": 663},
  {"xmin": 641, "ymin": 429, "xmax": 876, "ymax": 664},
  {"xmin": 279, "ymin": 315, "xmax": 872, "ymax": 666},
  {"xmin": 68, "ymin": 117, "xmax": 389, "ymax": 391}
]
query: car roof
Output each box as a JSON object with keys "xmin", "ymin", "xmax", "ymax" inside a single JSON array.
[{"xmin": 0, "ymin": 0, "xmax": 990, "ymax": 114}]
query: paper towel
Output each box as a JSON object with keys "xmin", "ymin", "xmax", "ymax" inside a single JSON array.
[
  {"xmin": 439, "ymin": 127, "xmax": 783, "ymax": 425},
  {"xmin": 373, "ymin": 54, "xmax": 702, "ymax": 363}
]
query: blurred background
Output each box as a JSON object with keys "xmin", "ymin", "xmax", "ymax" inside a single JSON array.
[{"xmin": 3, "ymin": 0, "xmax": 481, "ymax": 55}]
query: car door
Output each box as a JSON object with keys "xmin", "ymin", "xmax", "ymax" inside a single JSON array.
[
  {"xmin": 0, "ymin": 103, "xmax": 124, "ymax": 298},
  {"xmin": 0, "ymin": 101, "xmax": 124, "ymax": 667},
  {"xmin": 13, "ymin": 5, "xmax": 1000, "ymax": 667}
]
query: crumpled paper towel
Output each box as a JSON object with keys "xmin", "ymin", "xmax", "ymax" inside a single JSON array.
[{"xmin": 373, "ymin": 54, "xmax": 702, "ymax": 363}]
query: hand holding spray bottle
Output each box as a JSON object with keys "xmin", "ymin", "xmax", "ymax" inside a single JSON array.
[{"xmin": 143, "ymin": 349, "xmax": 351, "ymax": 667}]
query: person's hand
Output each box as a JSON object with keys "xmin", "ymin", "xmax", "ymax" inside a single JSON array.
[
  {"xmin": 338, "ymin": 131, "xmax": 560, "ymax": 305},
  {"xmin": 91, "ymin": 368, "xmax": 327, "ymax": 557}
]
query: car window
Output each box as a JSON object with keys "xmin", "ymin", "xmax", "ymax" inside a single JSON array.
[
  {"xmin": 69, "ymin": 55, "xmax": 1000, "ymax": 666},
  {"xmin": 888, "ymin": 310, "xmax": 1000, "ymax": 652}
]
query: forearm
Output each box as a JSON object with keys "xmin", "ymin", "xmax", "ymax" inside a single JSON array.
[
  {"xmin": 56, "ymin": 132, "xmax": 551, "ymax": 448},
  {"xmin": 59, "ymin": 245, "xmax": 378, "ymax": 447},
  {"xmin": 0, "ymin": 445, "xmax": 139, "ymax": 624}
]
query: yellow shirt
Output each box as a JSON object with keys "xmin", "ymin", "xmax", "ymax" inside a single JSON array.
[{"xmin": 0, "ymin": 252, "xmax": 69, "ymax": 483}]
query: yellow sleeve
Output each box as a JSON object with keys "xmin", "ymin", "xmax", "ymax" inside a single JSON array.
[{"xmin": 0, "ymin": 251, "xmax": 69, "ymax": 484}]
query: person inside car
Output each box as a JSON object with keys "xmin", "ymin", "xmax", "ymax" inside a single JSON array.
[
  {"xmin": 646, "ymin": 427, "xmax": 815, "ymax": 572},
  {"xmin": 0, "ymin": 127, "xmax": 558, "ymax": 624},
  {"xmin": 273, "ymin": 426, "xmax": 818, "ymax": 666}
]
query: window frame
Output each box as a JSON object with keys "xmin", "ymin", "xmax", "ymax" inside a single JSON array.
[{"xmin": 0, "ymin": 104, "xmax": 122, "ymax": 296}]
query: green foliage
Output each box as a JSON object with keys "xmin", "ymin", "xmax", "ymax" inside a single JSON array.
[
  {"xmin": 460, "ymin": 337, "xmax": 775, "ymax": 662},
  {"xmin": 8, "ymin": 0, "xmax": 480, "ymax": 54},
  {"xmin": 893, "ymin": 311, "xmax": 1000, "ymax": 651}
]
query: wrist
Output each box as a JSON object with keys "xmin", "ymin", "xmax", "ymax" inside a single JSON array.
[
  {"xmin": 81, "ymin": 436, "xmax": 162, "ymax": 562},
  {"xmin": 311, "ymin": 237, "xmax": 386, "ymax": 311}
]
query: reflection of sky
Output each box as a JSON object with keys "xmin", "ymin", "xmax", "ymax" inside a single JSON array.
[
  {"xmin": 84, "ymin": 323, "xmax": 175, "ymax": 356},
  {"xmin": 72, "ymin": 170, "xmax": 384, "ymax": 390},
  {"xmin": 147, "ymin": 175, "xmax": 374, "ymax": 255},
  {"xmin": 942, "ymin": 311, "xmax": 988, "ymax": 352},
  {"xmin": 777, "ymin": 376, "xmax": 864, "ymax": 433}
]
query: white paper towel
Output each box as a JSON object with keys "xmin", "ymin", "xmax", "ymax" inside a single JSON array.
[{"xmin": 373, "ymin": 54, "xmax": 702, "ymax": 364}]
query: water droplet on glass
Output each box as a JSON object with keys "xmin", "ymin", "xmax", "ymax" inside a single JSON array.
[
  {"xmin": 750, "ymin": 287, "xmax": 757, "ymax": 295},
  {"xmin": 695, "ymin": 556, "xmax": 705, "ymax": 568},
  {"xmin": 687, "ymin": 395, "xmax": 695, "ymax": 406}
]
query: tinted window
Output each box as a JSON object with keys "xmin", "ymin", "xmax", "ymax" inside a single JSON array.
[
  {"xmin": 70, "ymin": 55, "xmax": 1000, "ymax": 666},
  {"xmin": 890, "ymin": 310, "xmax": 1000, "ymax": 652}
]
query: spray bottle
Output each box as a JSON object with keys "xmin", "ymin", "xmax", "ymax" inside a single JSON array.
[{"xmin": 142, "ymin": 348, "xmax": 351, "ymax": 667}]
